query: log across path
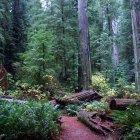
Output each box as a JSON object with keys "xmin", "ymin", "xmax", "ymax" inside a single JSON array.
[{"xmin": 59, "ymin": 116, "xmax": 106, "ymax": 140}]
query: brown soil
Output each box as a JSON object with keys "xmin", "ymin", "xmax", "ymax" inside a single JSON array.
[{"xmin": 59, "ymin": 116, "xmax": 107, "ymax": 140}]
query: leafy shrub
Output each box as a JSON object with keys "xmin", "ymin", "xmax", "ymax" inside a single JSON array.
[
  {"xmin": 12, "ymin": 83, "xmax": 48, "ymax": 100},
  {"xmin": 65, "ymin": 105, "xmax": 82, "ymax": 116},
  {"xmin": 92, "ymin": 73, "xmax": 110, "ymax": 95},
  {"xmin": 106, "ymin": 89, "xmax": 116, "ymax": 97},
  {"xmin": 7, "ymin": 73, "xmax": 15, "ymax": 90},
  {"xmin": 85, "ymin": 101, "xmax": 109, "ymax": 112},
  {"xmin": 44, "ymin": 75, "xmax": 60, "ymax": 94},
  {"xmin": 115, "ymin": 78, "xmax": 129, "ymax": 87},
  {"xmin": 123, "ymin": 84, "xmax": 139, "ymax": 99},
  {"xmin": 16, "ymin": 76, "xmax": 60, "ymax": 99},
  {"xmin": 112, "ymin": 105, "xmax": 140, "ymax": 140},
  {"xmin": 0, "ymin": 88, "xmax": 4, "ymax": 95},
  {"xmin": 24, "ymin": 86, "xmax": 48, "ymax": 100},
  {"xmin": 115, "ymin": 78, "xmax": 138, "ymax": 98},
  {"xmin": 0, "ymin": 101, "xmax": 60, "ymax": 140}
]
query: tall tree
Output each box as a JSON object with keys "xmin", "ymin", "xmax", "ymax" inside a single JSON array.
[
  {"xmin": 47, "ymin": 0, "xmax": 79, "ymax": 90},
  {"xmin": 78, "ymin": 0, "xmax": 92, "ymax": 89},
  {"xmin": 0, "ymin": 0, "xmax": 11, "ymax": 64},
  {"xmin": 20, "ymin": 0, "xmax": 59, "ymax": 86},
  {"xmin": 131, "ymin": 0, "xmax": 140, "ymax": 90},
  {"xmin": 2, "ymin": 0, "xmax": 27, "ymax": 75},
  {"xmin": 105, "ymin": 0, "xmax": 120, "ymax": 67},
  {"xmin": 116, "ymin": 0, "xmax": 134, "ymax": 82}
]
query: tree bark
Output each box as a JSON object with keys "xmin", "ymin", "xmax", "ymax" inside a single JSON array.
[
  {"xmin": 110, "ymin": 98, "xmax": 138, "ymax": 110},
  {"xmin": 112, "ymin": 19, "xmax": 120, "ymax": 66},
  {"xmin": 131, "ymin": 0, "xmax": 140, "ymax": 90},
  {"xmin": 56, "ymin": 90, "xmax": 102, "ymax": 106},
  {"xmin": 78, "ymin": 0, "xmax": 92, "ymax": 89},
  {"xmin": 106, "ymin": 6, "xmax": 120, "ymax": 67},
  {"xmin": 78, "ymin": 110, "xmax": 114, "ymax": 136},
  {"xmin": 60, "ymin": 0, "xmax": 67, "ymax": 81}
]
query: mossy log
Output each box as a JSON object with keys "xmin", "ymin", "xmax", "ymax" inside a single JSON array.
[
  {"xmin": 56, "ymin": 90, "xmax": 102, "ymax": 106},
  {"xmin": 77, "ymin": 110, "xmax": 114, "ymax": 136},
  {"xmin": 109, "ymin": 98, "xmax": 140, "ymax": 110}
]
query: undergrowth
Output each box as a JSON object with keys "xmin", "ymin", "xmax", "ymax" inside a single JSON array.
[
  {"xmin": 112, "ymin": 105, "xmax": 140, "ymax": 140},
  {"xmin": 0, "ymin": 101, "xmax": 60, "ymax": 140}
]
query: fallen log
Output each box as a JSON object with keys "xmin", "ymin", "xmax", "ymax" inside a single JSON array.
[
  {"xmin": 77, "ymin": 110, "xmax": 114, "ymax": 136},
  {"xmin": 0, "ymin": 95, "xmax": 13, "ymax": 99},
  {"xmin": 0, "ymin": 96, "xmax": 27, "ymax": 104},
  {"xmin": 55, "ymin": 98, "xmax": 84, "ymax": 106},
  {"xmin": 56, "ymin": 90, "xmax": 102, "ymax": 106},
  {"xmin": 62, "ymin": 90, "xmax": 101, "ymax": 100},
  {"xmin": 110, "ymin": 98, "xmax": 140, "ymax": 110}
]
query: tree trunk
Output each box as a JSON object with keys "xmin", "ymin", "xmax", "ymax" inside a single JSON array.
[
  {"xmin": 78, "ymin": 50, "xmax": 83, "ymax": 91},
  {"xmin": 78, "ymin": 0, "xmax": 92, "ymax": 90},
  {"xmin": 106, "ymin": 6, "xmax": 119, "ymax": 67},
  {"xmin": 112, "ymin": 19, "xmax": 120, "ymax": 66},
  {"xmin": 60, "ymin": 0, "xmax": 67, "ymax": 81},
  {"xmin": 131, "ymin": 0, "xmax": 140, "ymax": 90}
]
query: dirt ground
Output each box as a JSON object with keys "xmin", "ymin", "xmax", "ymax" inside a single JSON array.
[{"xmin": 59, "ymin": 116, "xmax": 107, "ymax": 140}]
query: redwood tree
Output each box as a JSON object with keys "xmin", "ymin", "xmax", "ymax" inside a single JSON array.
[
  {"xmin": 78, "ymin": 0, "xmax": 92, "ymax": 89},
  {"xmin": 131, "ymin": 0, "xmax": 140, "ymax": 90}
]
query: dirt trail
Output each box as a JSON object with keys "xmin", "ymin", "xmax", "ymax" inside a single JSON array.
[{"xmin": 59, "ymin": 116, "xmax": 107, "ymax": 140}]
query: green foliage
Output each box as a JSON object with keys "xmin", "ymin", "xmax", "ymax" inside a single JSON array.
[
  {"xmin": 19, "ymin": 0, "xmax": 56, "ymax": 86},
  {"xmin": 47, "ymin": 0, "xmax": 79, "ymax": 90},
  {"xmin": 9, "ymin": 83, "xmax": 48, "ymax": 100},
  {"xmin": 92, "ymin": 74, "xmax": 138, "ymax": 99},
  {"xmin": 20, "ymin": 86, "xmax": 47, "ymax": 100},
  {"xmin": 112, "ymin": 105, "xmax": 140, "ymax": 140},
  {"xmin": 65, "ymin": 105, "xmax": 82, "ymax": 116},
  {"xmin": 0, "ymin": 0, "xmax": 11, "ymax": 63},
  {"xmin": 85, "ymin": 101, "xmax": 109, "ymax": 112},
  {"xmin": 92, "ymin": 73, "xmax": 110, "ymax": 95},
  {"xmin": 2, "ymin": 78, "xmax": 60, "ymax": 101},
  {"xmin": 0, "ymin": 101, "xmax": 60, "ymax": 140},
  {"xmin": 7, "ymin": 73, "xmax": 15, "ymax": 90},
  {"xmin": 115, "ymin": 78, "xmax": 138, "ymax": 98},
  {"xmin": 92, "ymin": 73, "xmax": 120, "ymax": 99},
  {"xmin": 17, "ymin": 0, "xmax": 80, "ymax": 91},
  {"xmin": 0, "ymin": 0, "xmax": 137, "ymax": 93}
]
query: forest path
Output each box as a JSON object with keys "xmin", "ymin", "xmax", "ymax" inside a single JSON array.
[{"xmin": 59, "ymin": 116, "xmax": 107, "ymax": 140}]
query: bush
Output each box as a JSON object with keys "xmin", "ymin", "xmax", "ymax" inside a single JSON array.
[
  {"xmin": 9, "ymin": 83, "xmax": 49, "ymax": 100},
  {"xmin": 85, "ymin": 101, "xmax": 109, "ymax": 112},
  {"xmin": 65, "ymin": 105, "xmax": 82, "ymax": 116},
  {"xmin": 0, "ymin": 101, "xmax": 60, "ymax": 140},
  {"xmin": 92, "ymin": 73, "xmax": 110, "ymax": 95},
  {"xmin": 112, "ymin": 105, "xmax": 140, "ymax": 140},
  {"xmin": 5, "ymin": 86, "xmax": 48, "ymax": 101},
  {"xmin": 115, "ymin": 78, "xmax": 138, "ymax": 98},
  {"xmin": 7, "ymin": 73, "xmax": 15, "ymax": 90}
]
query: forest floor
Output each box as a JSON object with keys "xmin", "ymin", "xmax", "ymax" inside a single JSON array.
[{"xmin": 59, "ymin": 116, "xmax": 107, "ymax": 140}]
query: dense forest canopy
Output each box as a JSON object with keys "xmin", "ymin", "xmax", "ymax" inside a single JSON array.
[{"xmin": 0, "ymin": 0, "xmax": 139, "ymax": 92}]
